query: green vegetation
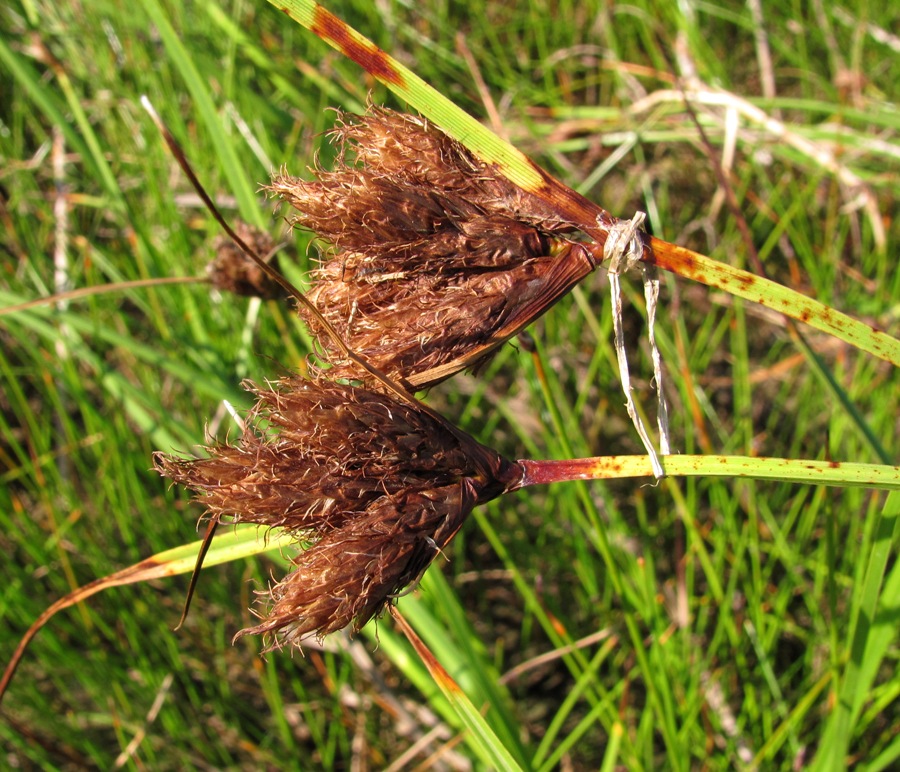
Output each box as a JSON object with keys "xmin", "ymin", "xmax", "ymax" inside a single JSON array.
[{"xmin": 2, "ymin": 0, "xmax": 899, "ymax": 768}]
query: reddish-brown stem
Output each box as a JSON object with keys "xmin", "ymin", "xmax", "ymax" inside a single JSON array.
[{"xmin": 516, "ymin": 457, "xmax": 637, "ymax": 488}]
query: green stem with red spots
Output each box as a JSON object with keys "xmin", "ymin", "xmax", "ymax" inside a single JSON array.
[{"xmin": 516, "ymin": 456, "xmax": 900, "ymax": 490}]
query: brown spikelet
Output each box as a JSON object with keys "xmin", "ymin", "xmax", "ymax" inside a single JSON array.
[
  {"xmin": 207, "ymin": 221, "xmax": 286, "ymax": 300},
  {"xmin": 153, "ymin": 376, "xmax": 523, "ymax": 647},
  {"xmin": 270, "ymin": 107, "xmax": 598, "ymax": 389},
  {"xmin": 236, "ymin": 482, "xmax": 477, "ymax": 646}
]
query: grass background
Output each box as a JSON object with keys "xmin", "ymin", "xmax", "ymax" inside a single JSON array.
[{"xmin": 2, "ymin": 0, "xmax": 899, "ymax": 768}]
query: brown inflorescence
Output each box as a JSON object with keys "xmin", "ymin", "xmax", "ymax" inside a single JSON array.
[
  {"xmin": 154, "ymin": 376, "xmax": 523, "ymax": 648},
  {"xmin": 270, "ymin": 107, "xmax": 597, "ymax": 389},
  {"xmin": 207, "ymin": 221, "xmax": 286, "ymax": 300}
]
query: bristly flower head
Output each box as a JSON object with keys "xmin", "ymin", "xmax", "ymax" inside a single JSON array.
[
  {"xmin": 207, "ymin": 221, "xmax": 286, "ymax": 300},
  {"xmin": 153, "ymin": 376, "xmax": 523, "ymax": 649},
  {"xmin": 270, "ymin": 106, "xmax": 598, "ymax": 389}
]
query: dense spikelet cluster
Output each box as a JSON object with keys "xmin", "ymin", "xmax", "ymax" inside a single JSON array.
[
  {"xmin": 155, "ymin": 106, "xmax": 598, "ymax": 649},
  {"xmin": 154, "ymin": 377, "xmax": 523, "ymax": 647},
  {"xmin": 207, "ymin": 222, "xmax": 286, "ymax": 300},
  {"xmin": 270, "ymin": 107, "xmax": 597, "ymax": 388}
]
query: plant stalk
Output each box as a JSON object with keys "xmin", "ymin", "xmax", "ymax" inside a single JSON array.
[{"xmin": 516, "ymin": 455, "xmax": 900, "ymax": 491}]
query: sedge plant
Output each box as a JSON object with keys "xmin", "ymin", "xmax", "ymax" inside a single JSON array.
[{"xmin": 2, "ymin": 2, "xmax": 900, "ymax": 769}]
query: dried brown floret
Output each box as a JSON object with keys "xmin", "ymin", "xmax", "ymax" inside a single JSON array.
[
  {"xmin": 153, "ymin": 376, "xmax": 523, "ymax": 648},
  {"xmin": 207, "ymin": 221, "xmax": 286, "ymax": 300},
  {"xmin": 270, "ymin": 107, "xmax": 598, "ymax": 389},
  {"xmin": 235, "ymin": 483, "xmax": 477, "ymax": 646}
]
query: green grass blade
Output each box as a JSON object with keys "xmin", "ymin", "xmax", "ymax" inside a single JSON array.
[
  {"xmin": 599, "ymin": 723, "xmax": 625, "ymax": 772},
  {"xmin": 1, "ymin": 525, "xmax": 290, "ymax": 704},
  {"xmin": 268, "ymin": 0, "xmax": 545, "ymax": 193},
  {"xmin": 811, "ymin": 490, "xmax": 900, "ymax": 770},
  {"xmin": 151, "ymin": 524, "xmax": 294, "ymax": 571},
  {"xmin": 391, "ymin": 603, "xmax": 527, "ymax": 771},
  {"xmin": 404, "ymin": 570, "xmax": 531, "ymax": 767},
  {"xmin": 0, "ymin": 36, "xmax": 121, "ymax": 209},
  {"xmin": 139, "ymin": 0, "xmax": 264, "ymax": 225},
  {"xmin": 751, "ymin": 673, "xmax": 832, "ymax": 764},
  {"xmin": 648, "ymin": 239, "xmax": 900, "ymax": 370},
  {"xmin": 868, "ymin": 733, "xmax": 900, "ymax": 772}
]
